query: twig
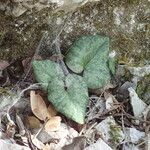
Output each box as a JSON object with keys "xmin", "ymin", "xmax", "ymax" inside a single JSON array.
[
  {"xmin": 26, "ymin": 129, "xmax": 38, "ymax": 150},
  {"xmin": 16, "ymin": 114, "xmax": 26, "ymax": 136},
  {"xmin": 84, "ymin": 122, "xmax": 97, "ymax": 136}
]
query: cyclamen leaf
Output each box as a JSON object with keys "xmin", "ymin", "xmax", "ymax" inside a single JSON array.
[
  {"xmin": 48, "ymin": 74, "xmax": 89, "ymax": 124},
  {"xmin": 108, "ymin": 57, "xmax": 116, "ymax": 76},
  {"xmin": 32, "ymin": 60, "xmax": 65, "ymax": 91},
  {"xmin": 66, "ymin": 35, "xmax": 112, "ymax": 89}
]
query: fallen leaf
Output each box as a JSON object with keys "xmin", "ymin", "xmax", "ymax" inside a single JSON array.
[
  {"xmin": 26, "ymin": 116, "xmax": 41, "ymax": 129},
  {"xmin": 47, "ymin": 104, "xmax": 57, "ymax": 118},
  {"xmin": 45, "ymin": 116, "xmax": 61, "ymax": 132},
  {"xmin": 30, "ymin": 91, "xmax": 51, "ymax": 121},
  {"xmin": 46, "ymin": 123, "xmax": 78, "ymax": 150}
]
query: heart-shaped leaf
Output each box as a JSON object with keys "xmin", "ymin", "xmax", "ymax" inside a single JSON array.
[
  {"xmin": 65, "ymin": 35, "xmax": 112, "ymax": 89},
  {"xmin": 48, "ymin": 74, "xmax": 89, "ymax": 124},
  {"xmin": 32, "ymin": 60, "xmax": 65, "ymax": 91}
]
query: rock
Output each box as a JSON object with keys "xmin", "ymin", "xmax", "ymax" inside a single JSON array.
[
  {"xmin": 0, "ymin": 139, "xmax": 30, "ymax": 150},
  {"xmin": 12, "ymin": 4, "xmax": 27, "ymax": 17},
  {"xmin": 128, "ymin": 87, "xmax": 147, "ymax": 118},
  {"xmin": 95, "ymin": 116, "xmax": 124, "ymax": 145},
  {"xmin": 118, "ymin": 81, "xmax": 136, "ymax": 99},
  {"xmin": 0, "ymin": 0, "xmax": 149, "ymax": 66},
  {"xmin": 84, "ymin": 139, "xmax": 112, "ymax": 150},
  {"xmin": 128, "ymin": 65, "xmax": 150, "ymax": 77},
  {"xmin": 124, "ymin": 127, "xmax": 145, "ymax": 143}
]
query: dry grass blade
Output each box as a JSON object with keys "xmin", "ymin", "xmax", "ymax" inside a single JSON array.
[{"xmin": 30, "ymin": 90, "xmax": 51, "ymax": 121}]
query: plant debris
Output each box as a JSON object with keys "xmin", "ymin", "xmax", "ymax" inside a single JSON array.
[{"xmin": 0, "ymin": 5, "xmax": 149, "ymax": 149}]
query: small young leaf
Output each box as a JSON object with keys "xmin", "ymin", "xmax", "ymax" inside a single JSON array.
[
  {"xmin": 48, "ymin": 74, "xmax": 89, "ymax": 124},
  {"xmin": 32, "ymin": 60, "xmax": 65, "ymax": 91},
  {"xmin": 65, "ymin": 35, "xmax": 113, "ymax": 89}
]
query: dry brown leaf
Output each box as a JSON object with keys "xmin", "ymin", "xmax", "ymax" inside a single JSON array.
[
  {"xmin": 47, "ymin": 104, "xmax": 57, "ymax": 118},
  {"xmin": 42, "ymin": 144, "xmax": 54, "ymax": 150},
  {"xmin": 30, "ymin": 91, "xmax": 51, "ymax": 121},
  {"xmin": 45, "ymin": 116, "xmax": 61, "ymax": 132},
  {"xmin": 26, "ymin": 116, "xmax": 41, "ymax": 129}
]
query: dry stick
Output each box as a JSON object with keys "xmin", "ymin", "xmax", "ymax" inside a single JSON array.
[
  {"xmin": 26, "ymin": 129, "xmax": 38, "ymax": 150},
  {"xmin": 122, "ymin": 109, "xmax": 150, "ymax": 124},
  {"xmin": 16, "ymin": 114, "xmax": 26, "ymax": 136},
  {"xmin": 147, "ymin": 131, "xmax": 150, "ymax": 150},
  {"xmin": 121, "ymin": 112, "xmax": 128, "ymax": 149}
]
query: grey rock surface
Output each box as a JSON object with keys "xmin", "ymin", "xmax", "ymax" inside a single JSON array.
[{"xmin": 0, "ymin": 0, "xmax": 149, "ymax": 66}]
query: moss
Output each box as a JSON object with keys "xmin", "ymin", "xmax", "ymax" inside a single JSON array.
[
  {"xmin": 0, "ymin": 0, "xmax": 149, "ymax": 65},
  {"xmin": 109, "ymin": 122, "xmax": 122, "ymax": 144},
  {"xmin": 136, "ymin": 74, "xmax": 150, "ymax": 104},
  {"xmin": 0, "ymin": 87, "xmax": 15, "ymax": 97}
]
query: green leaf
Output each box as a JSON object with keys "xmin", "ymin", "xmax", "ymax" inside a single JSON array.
[
  {"xmin": 66, "ymin": 35, "xmax": 112, "ymax": 89},
  {"xmin": 48, "ymin": 74, "xmax": 89, "ymax": 124},
  {"xmin": 32, "ymin": 60, "xmax": 65, "ymax": 91},
  {"xmin": 108, "ymin": 57, "xmax": 116, "ymax": 75}
]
